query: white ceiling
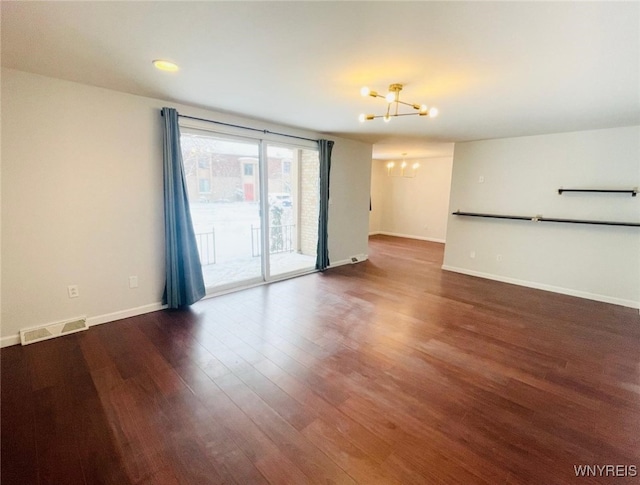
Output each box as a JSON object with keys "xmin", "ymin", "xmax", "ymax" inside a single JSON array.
[{"xmin": 2, "ymin": 1, "xmax": 639, "ymax": 160}]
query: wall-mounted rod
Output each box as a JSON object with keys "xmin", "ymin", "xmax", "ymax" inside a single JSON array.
[
  {"xmin": 452, "ymin": 211, "xmax": 640, "ymax": 227},
  {"xmin": 558, "ymin": 188, "xmax": 637, "ymax": 196},
  {"xmin": 453, "ymin": 212, "xmax": 532, "ymax": 222}
]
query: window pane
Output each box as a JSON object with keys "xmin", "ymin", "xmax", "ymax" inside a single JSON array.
[
  {"xmin": 181, "ymin": 132, "xmax": 262, "ymax": 289},
  {"xmin": 199, "ymin": 179, "xmax": 211, "ymax": 193},
  {"xmin": 266, "ymin": 144, "xmax": 318, "ymax": 277}
]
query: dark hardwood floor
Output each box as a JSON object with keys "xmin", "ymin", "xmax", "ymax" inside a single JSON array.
[{"xmin": 2, "ymin": 235, "xmax": 639, "ymax": 484}]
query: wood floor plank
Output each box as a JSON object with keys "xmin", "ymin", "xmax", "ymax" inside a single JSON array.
[
  {"xmin": 32, "ymin": 383, "xmax": 87, "ymax": 485},
  {"xmin": 214, "ymin": 372, "xmax": 357, "ymax": 484},
  {"xmin": 2, "ymin": 235, "xmax": 639, "ymax": 484},
  {"xmin": 167, "ymin": 358, "xmax": 301, "ymax": 484},
  {"xmin": 1, "ymin": 346, "xmax": 39, "ymax": 485},
  {"xmin": 233, "ymin": 364, "xmax": 318, "ymax": 431},
  {"xmin": 253, "ymin": 358, "xmax": 394, "ymax": 464},
  {"xmin": 301, "ymin": 418, "xmax": 399, "ymax": 484}
]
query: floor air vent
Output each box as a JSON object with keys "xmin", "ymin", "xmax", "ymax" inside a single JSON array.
[{"xmin": 20, "ymin": 316, "xmax": 88, "ymax": 345}]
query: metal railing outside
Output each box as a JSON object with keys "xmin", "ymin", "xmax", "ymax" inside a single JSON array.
[
  {"xmin": 195, "ymin": 225, "xmax": 296, "ymax": 264},
  {"xmin": 195, "ymin": 227, "xmax": 216, "ymax": 265},
  {"xmin": 251, "ymin": 224, "xmax": 295, "ymax": 257}
]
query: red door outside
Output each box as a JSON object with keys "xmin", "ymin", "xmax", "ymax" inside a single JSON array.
[{"xmin": 244, "ymin": 183, "xmax": 254, "ymax": 201}]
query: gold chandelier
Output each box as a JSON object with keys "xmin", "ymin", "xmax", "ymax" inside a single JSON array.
[
  {"xmin": 358, "ymin": 83, "xmax": 438, "ymax": 122},
  {"xmin": 387, "ymin": 153, "xmax": 420, "ymax": 178}
]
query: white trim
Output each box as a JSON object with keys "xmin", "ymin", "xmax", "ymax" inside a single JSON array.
[
  {"xmin": 441, "ymin": 264, "xmax": 640, "ymax": 310},
  {"xmin": 329, "ymin": 253, "xmax": 369, "ymax": 268},
  {"xmin": 1, "ymin": 302, "xmax": 167, "ymax": 348},
  {"xmin": 372, "ymin": 231, "xmax": 446, "ymax": 244},
  {"xmin": 86, "ymin": 302, "xmax": 167, "ymax": 327},
  {"xmin": 329, "ymin": 254, "xmax": 369, "ymax": 268},
  {"xmin": 1, "ymin": 334, "xmax": 21, "ymax": 348}
]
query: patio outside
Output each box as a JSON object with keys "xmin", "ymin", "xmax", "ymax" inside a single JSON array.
[{"xmin": 190, "ymin": 201, "xmax": 316, "ymax": 289}]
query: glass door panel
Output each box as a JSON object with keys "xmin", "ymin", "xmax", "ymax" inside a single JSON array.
[
  {"xmin": 181, "ymin": 132, "xmax": 263, "ymax": 290},
  {"xmin": 266, "ymin": 144, "xmax": 318, "ymax": 278}
]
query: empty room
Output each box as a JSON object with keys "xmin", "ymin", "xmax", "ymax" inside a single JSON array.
[{"xmin": 1, "ymin": 2, "xmax": 639, "ymax": 484}]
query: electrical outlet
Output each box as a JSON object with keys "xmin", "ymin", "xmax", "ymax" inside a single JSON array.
[
  {"xmin": 129, "ymin": 276, "xmax": 139, "ymax": 288},
  {"xmin": 478, "ymin": 175, "xmax": 485, "ymax": 183},
  {"xmin": 496, "ymin": 254, "xmax": 503, "ymax": 262},
  {"xmin": 68, "ymin": 285, "xmax": 79, "ymax": 298},
  {"xmin": 470, "ymin": 251, "xmax": 476, "ymax": 259}
]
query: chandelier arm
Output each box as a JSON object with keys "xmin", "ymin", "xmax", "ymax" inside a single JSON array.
[
  {"xmin": 368, "ymin": 112, "xmax": 424, "ymax": 120},
  {"xmin": 395, "ymin": 100, "xmax": 419, "ymax": 108}
]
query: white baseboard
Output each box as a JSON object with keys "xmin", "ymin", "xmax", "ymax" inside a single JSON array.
[
  {"xmin": 86, "ymin": 302, "xmax": 167, "ymax": 327},
  {"xmin": 371, "ymin": 231, "xmax": 446, "ymax": 244},
  {"xmin": 330, "ymin": 254, "xmax": 369, "ymax": 268},
  {"xmin": 1, "ymin": 302, "xmax": 167, "ymax": 348},
  {"xmin": 329, "ymin": 259, "xmax": 352, "ymax": 268},
  {"xmin": 1, "ymin": 334, "xmax": 21, "ymax": 348},
  {"xmin": 441, "ymin": 264, "xmax": 640, "ymax": 310}
]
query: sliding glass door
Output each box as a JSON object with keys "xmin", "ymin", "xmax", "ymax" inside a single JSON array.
[
  {"xmin": 180, "ymin": 129, "xmax": 318, "ymax": 292},
  {"xmin": 265, "ymin": 144, "xmax": 319, "ymax": 278},
  {"xmin": 180, "ymin": 133, "xmax": 262, "ymax": 290}
]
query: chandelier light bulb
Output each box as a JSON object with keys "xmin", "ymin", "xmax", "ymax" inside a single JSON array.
[
  {"xmin": 429, "ymin": 107, "xmax": 439, "ymax": 118},
  {"xmin": 358, "ymin": 113, "xmax": 366, "ymax": 123},
  {"xmin": 419, "ymin": 104, "xmax": 428, "ymax": 113},
  {"xmin": 412, "ymin": 163, "xmax": 420, "ymax": 170},
  {"xmin": 386, "ymin": 161, "xmax": 396, "ymax": 175},
  {"xmin": 360, "ymin": 87, "xmax": 378, "ymax": 97},
  {"xmin": 385, "ymin": 92, "xmax": 396, "ymax": 103},
  {"xmin": 383, "ymin": 114, "xmax": 391, "ymax": 122}
]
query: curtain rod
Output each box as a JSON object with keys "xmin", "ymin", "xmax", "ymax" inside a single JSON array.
[{"xmin": 167, "ymin": 112, "xmax": 319, "ymax": 143}]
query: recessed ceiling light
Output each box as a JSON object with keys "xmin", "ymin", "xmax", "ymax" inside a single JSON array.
[{"xmin": 152, "ymin": 59, "xmax": 179, "ymax": 72}]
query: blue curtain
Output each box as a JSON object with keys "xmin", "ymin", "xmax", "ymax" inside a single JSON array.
[
  {"xmin": 161, "ymin": 107, "xmax": 205, "ymax": 308},
  {"xmin": 316, "ymin": 139, "xmax": 334, "ymax": 271}
]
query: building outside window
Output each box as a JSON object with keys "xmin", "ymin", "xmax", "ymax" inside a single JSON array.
[{"xmin": 199, "ymin": 178, "xmax": 211, "ymax": 193}]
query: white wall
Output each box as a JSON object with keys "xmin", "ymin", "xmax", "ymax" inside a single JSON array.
[
  {"xmin": 443, "ymin": 126, "xmax": 640, "ymax": 308},
  {"xmin": 328, "ymin": 140, "xmax": 372, "ymax": 263},
  {"xmin": 369, "ymin": 157, "xmax": 453, "ymax": 243},
  {"xmin": 1, "ymin": 68, "xmax": 372, "ymax": 345}
]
